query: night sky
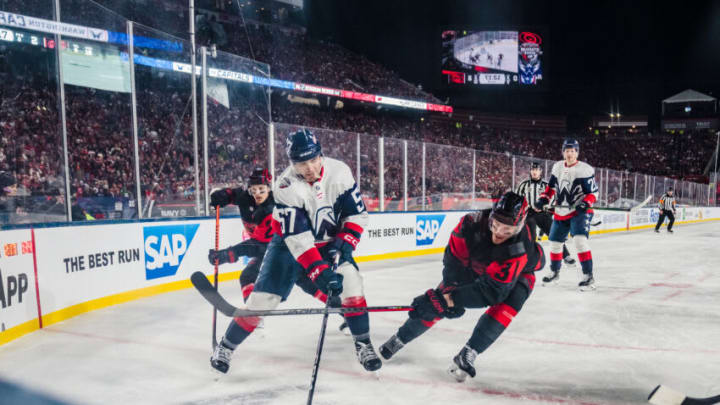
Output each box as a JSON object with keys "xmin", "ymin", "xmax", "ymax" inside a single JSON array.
[{"xmin": 305, "ymin": 0, "xmax": 720, "ymax": 128}]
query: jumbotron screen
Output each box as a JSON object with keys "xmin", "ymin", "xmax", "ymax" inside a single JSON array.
[{"xmin": 441, "ymin": 29, "xmax": 545, "ymax": 88}]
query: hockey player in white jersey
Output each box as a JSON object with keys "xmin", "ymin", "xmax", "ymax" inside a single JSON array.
[
  {"xmin": 535, "ymin": 139, "xmax": 599, "ymax": 290},
  {"xmin": 210, "ymin": 129, "xmax": 382, "ymax": 373}
]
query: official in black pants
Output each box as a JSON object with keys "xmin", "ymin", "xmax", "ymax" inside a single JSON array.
[
  {"xmin": 527, "ymin": 209, "xmax": 572, "ymax": 260},
  {"xmin": 654, "ymin": 188, "xmax": 676, "ymax": 233},
  {"xmin": 655, "ymin": 209, "xmax": 675, "ymax": 232}
]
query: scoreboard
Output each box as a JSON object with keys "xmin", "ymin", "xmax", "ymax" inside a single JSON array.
[{"xmin": 441, "ymin": 29, "xmax": 546, "ymax": 89}]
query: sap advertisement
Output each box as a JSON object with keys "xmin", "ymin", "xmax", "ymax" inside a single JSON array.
[{"xmin": 32, "ymin": 218, "xmax": 248, "ymax": 317}]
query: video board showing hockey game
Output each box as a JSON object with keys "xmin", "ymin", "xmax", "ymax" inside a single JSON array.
[{"xmin": 441, "ymin": 29, "xmax": 545, "ymax": 88}]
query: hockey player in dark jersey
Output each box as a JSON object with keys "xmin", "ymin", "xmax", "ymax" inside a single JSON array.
[
  {"xmin": 207, "ymin": 168, "xmax": 330, "ymax": 305},
  {"xmin": 379, "ymin": 192, "xmax": 546, "ymax": 382},
  {"xmin": 515, "ymin": 162, "xmax": 575, "ymax": 271}
]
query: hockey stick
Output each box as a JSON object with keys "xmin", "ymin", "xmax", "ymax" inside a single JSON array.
[
  {"xmin": 306, "ymin": 255, "xmax": 339, "ymax": 405},
  {"xmin": 190, "ymin": 271, "xmax": 412, "ymax": 317},
  {"xmin": 630, "ymin": 194, "xmax": 653, "ymax": 212},
  {"xmin": 211, "ymin": 206, "xmax": 220, "ymax": 349},
  {"xmin": 648, "ymin": 385, "xmax": 720, "ymax": 405}
]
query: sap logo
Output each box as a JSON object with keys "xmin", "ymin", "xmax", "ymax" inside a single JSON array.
[
  {"xmin": 0, "ymin": 268, "xmax": 28, "ymax": 309},
  {"xmin": 650, "ymin": 210, "xmax": 660, "ymax": 222},
  {"xmin": 416, "ymin": 215, "xmax": 446, "ymax": 246},
  {"xmin": 143, "ymin": 224, "xmax": 199, "ymax": 280}
]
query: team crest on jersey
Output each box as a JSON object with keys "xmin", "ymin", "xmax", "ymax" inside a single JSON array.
[
  {"xmin": 313, "ymin": 206, "xmax": 337, "ymax": 240},
  {"xmin": 278, "ymin": 177, "xmax": 291, "ymax": 189}
]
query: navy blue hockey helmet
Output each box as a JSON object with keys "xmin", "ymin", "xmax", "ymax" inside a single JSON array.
[
  {"xmin": 286, "ymin": 129, "xmax": 322, "ymax": 163},
  {"xmin": 562, "ymin": 138, "xmax": 580, "ymax": 153}
]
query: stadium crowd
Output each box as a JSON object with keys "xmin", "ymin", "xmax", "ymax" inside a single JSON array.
[{"xmin": 0, "ymin": 0, "xmax": 717, "ymax": 221}]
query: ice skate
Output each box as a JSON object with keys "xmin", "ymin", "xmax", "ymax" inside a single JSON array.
[
  {"xmin": 210, "ymin": 341, "xmax": 234, "ymax": 374},
  {"xmin": 542, "ymin": 269, "xmax": 560, "ymax": 285},
  {"xmin": 578, "ymin": 273, "xmax": 596, "ymax": 291},
  {"xmin": 354, "ymin": 339, "xmax": 382, "ymax": 371},
  {"xmin": 379, "ymin": 334, "xmax": 405, "ymax": 360},
  {"xmin": 447, "ymin": 345, "xmax": 477, "ymax": 382}
]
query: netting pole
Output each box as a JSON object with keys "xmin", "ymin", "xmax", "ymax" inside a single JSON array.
[
  {"xmin": 421, "ymin": 142, "xmax": 426, "ymax": 211},
  {"xmin": 54, "ymin": 0, "xmax": 72, "ymax": 221},
  {"xmin": 190, "ymin": 0, "xmax": 201, "ymax": 215},
  {"xmin": 268, "ymin": 123, "xmax": 275, "ymax": 186},
  {"xmin": 378, "ymin": 137, "xmax": 385, "ymax": 212},
  {"xmin": 472, "ymin": 151, "xmax": 476, "ymax": 201},
  {"xmin": 127, "ymin": 21, "xmax": 143, "ymax": 218},
  {"xmin": 403, "ymin": 140, "xmax": 408, "ymax": 211},
  {"xmin": 201, "ymin": 46, "xmax": 210, "ymax": 216}
]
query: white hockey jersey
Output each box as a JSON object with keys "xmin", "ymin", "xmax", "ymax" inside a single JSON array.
[
  {"xmin": 272, "ymin": 157, "xmax": 368, "ymax": 270},
  {"xmin": 542, "ymin": 160, "xmax": 599, "ymax": 220}
]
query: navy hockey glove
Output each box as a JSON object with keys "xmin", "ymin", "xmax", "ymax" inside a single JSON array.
[
  {"xmin": 208, "ymin": 248, "xmax": 237, "ymax": 265},
  {"xmin": 409, "ymin": 288, "xmax": 455, "ymax": 321},
  {"xmin": 209, "ymin": 188, "xmax": 234, "ymax": 208},
  {"xmin": 308, "ymin": 261, "xmax": 344, "ymax": 297},
  {"xmin": 575, "ymin": 200, "xmax": 590, "ymax": 214},
  {"xmin": 535, "ymin": 196, "xmax": 550, "ymax": 211}
]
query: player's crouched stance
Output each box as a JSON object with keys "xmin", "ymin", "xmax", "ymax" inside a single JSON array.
[
  {"xmin": 210, "ymin": 129, "xmax": 382, "ymax": 374},
  {"xmin": 379, "ymin": 192, "xmax": 545, "ymax": 382}
]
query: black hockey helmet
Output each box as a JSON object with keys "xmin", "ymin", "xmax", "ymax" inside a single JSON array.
[
  {"xmin": 249, "ymin": 167, "xmax": 271, "ymax": 186},
  {"xmin": 489, "ymin": 192, "xmax": 528, "ymax": 236},
  {"xmin": 286, "ymin": 129, "xmax": 322, "ymax": 163},
  {"xmin": 530, "ymin": 161, "xmax": 542, "ymax": 170}
]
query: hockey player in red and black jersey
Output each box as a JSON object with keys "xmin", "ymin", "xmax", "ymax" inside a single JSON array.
[{"xmin": 379, "ymin": 192, "xmax": 546, "ymax": 382}]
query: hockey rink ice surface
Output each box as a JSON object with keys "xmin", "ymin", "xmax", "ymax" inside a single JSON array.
[{"xmin": 1, "ymin": 222, "xmax": 719, "ymax": 405}]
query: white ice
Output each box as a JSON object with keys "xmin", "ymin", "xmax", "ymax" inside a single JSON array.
[
  {"xmin": 455, "ymin": 40, "xmax": 518, "ymax": 73},
  {"xmin": 1, "ymin": 222, "xmax": 719, "ymax": 405}
]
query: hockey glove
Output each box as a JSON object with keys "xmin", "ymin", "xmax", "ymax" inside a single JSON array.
[
  {"xmin": 308, "ymin": 261, "xmax": 344, "ymax": 297},
  {"xmin": 208, "ymin": 248, "xmax": 237, "ymax": 265},
  {"xmin": 535, "ymin": 196, "xmax": 550, "ymax": 211},
  {"xmin": 327, "ymin": 232, "xmax": 360, "ymax": 262},
  {"xmin": 209, "ymin": 188, "xmax": 234, "ymax": 208},
  {"xmin": 575, "ymin": 200, "xmax": 590, "ymax": 214},
  {"xmin": 409, "ymin": 288, "xmax": 455, "ymax": 321}
]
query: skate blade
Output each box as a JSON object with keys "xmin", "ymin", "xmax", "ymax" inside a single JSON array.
[
  {"xmin": 542, "ymin": 279, "xmax": 559, "ymax": 286},
  {"xmin": 374, "ymin": 370, "xmax": 381, "ymax": 380},
  {"xmin": 447, "ymin": 365, "xmax": 468, "ymax": 383},
  {"xmin": 578, "ymin": 285, "xmax": 596, "ymax": 292}
]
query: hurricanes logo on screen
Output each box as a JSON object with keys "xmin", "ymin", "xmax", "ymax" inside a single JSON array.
[
  {"xmin": 143, "ymin": 224, "xmax": 199, "ymax": 280},
  {"xmin": 416, "ymin": 215, "xmax": 446, "ymax": 246}
]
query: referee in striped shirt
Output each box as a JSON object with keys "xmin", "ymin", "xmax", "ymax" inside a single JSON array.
[
  {"xmin": 654, "ymin": 187, "xmax": 676, "ymax": 233},
  {"xmin": 516, "ymin": 162, "xmax": 575, "ymax": 266}
]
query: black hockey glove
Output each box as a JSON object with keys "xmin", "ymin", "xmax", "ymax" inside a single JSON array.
[
  {"xmin": 535, "ymin": 196, "xmax": 550, "ymax": 211},
  {"xmin": 308, "ymin": 261, "xmax": 344, "ymax": 297},
  {"xmin": 209, "ymin": 188, "xmax": 234, "ymax": 208},
  {"xmin": 208, "ymin": 248, "xmax": 237, "ymax": 265},
  {"xmin": 409, "ymin": 288, "xmax": 454, "ymax": 321},
  {"xmin": 575, "ymin": 200, "xmax": 590, "ymax": 214}
]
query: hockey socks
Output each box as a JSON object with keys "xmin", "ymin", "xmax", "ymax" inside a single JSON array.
[
  {"xmin": 342, "ymin": 296, "xmax": 370, "ymax": 336},
  {"xmin": 578, "ymin": 251, "xmax": 593, "ymax": 274},
  {"xmin": 223, "ymin": 315, "xmax": 260, "ymax": 347}
]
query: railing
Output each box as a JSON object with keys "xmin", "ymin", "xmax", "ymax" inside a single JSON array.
[{"xmin": 0, "ymin": 1, "xmax": 716, "ymax": 226}]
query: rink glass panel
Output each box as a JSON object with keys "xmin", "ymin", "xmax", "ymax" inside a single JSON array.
[
  {"xmin": 0, "ymin": 0, "xmax": 67, "ymax": 224},
  {"xmin": 424, "ymin": 143, "xmax": 474, "ymax": 210},
  {"xmin": 204, "ymin": 50, "xmax": 269, "ymax": 216},
  {"xmin": 132, "ymin": 23, "xmax": 200, "ymax": 218},
  {"xmin": 358, "ymin": 133, "xmax": 379, "ymax": 211},
  {"xmin": 382, "ymin": 137, "xmax": 405, "ymax": 211},
  {"xmin": 60, "ymin": 0, "xmax": 136, "ymax": 220},
  {"xmin": 474, "ymin": 151, "xmax": 513, "ymax": 201},
  {"xmin": 605, "ymin": 169, "xmax": 623, "ymax": 208},
  {"xmin": 405, "ymin": 140, "xmax": 424, "ymax": 211}
]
